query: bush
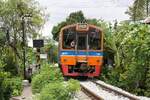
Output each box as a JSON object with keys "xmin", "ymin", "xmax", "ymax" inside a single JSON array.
[
  {"xmin": 2, "ymin": 78, "xmax": 13, "ymax": 100},
  {"xmin": 1, "ymin": 77, "xmax": 23, "ymax": 97},
  {"xmin": 67, "ymin": 79, "xmax": 80, "ymax": 98},
  {"xmin": 32, "ymin": 74, "xmax": 48, "ymax": 93},
  {"xmin": 0, "ymin": 60, "xmax": 22, "ymax": 98},
  {"xmin": 32, "ymin": 64, "xmax": 63, "ymax": 93},
  {"xmin": 3, "ymin": 54, "xmax": 18, "ymax": 76},
  {"xmin": 32, "ymin": 63, "xmax": 80, "ymax": 100},
  {"xmin": 38, "ymin": 79, "xmax": 80, "ymax": 100},
  {"xmin": 9, "ymin": 77, "xmax": 23, "ymax": 96},
  {"xmin": 0, "ymin": 74, "xmax": 12, "ymax": 100},
  {"xmin": 39, "ymin": 82, "xmax": 69, "ymax": 100},
  {"xmin": 0, "ymin": 59, "xmax": 12, "ymax": 100}
]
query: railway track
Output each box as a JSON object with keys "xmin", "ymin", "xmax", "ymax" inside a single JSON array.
[{"xmin": 80, "ymin": 80, "xmax": 140, "ymax": 100}]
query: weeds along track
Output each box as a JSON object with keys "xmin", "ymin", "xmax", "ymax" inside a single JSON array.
[{"xmin": 80, "ymin": 80, "xmax": 140, "ymax": 100}]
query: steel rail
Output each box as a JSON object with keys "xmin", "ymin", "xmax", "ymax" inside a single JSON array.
[
  {"xmin": 80, "ymin": 83, "xmax": 104, "ymax": 100},
  {"xmin": 92, "ymin": 80, "xmax": 140, "ymax": 100}
]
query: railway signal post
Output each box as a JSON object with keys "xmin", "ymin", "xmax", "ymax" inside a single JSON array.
[{"xmin": 33, "ymin": 39, "xmax": 44, "ymax": 69}]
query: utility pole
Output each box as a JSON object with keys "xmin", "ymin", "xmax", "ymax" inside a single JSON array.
[
  {"xmin": 21, "ymin": 14, "xmax": 32, "ymax": 79},
  {"xmin": 21, "ymin": 16, "xmax": 26, "ymax": 79}
]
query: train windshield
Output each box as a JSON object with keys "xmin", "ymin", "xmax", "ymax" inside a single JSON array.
[
  {"xmin": 63, "ymin": 27, "xmax": 76, "ymax": 49},
  {"xmin": 88, "ymin": 28, "xmax": 101, "ymax": 50},
  {"xmin": 77, "ymin": 34, "xmax": 87, "ymax": 50},
  {"xmin": 62, "ymin": 26, "xmax": 101, "ymax": 50}
]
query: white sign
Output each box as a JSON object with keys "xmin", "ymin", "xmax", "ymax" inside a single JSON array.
[{"xmin": 40, "ymin": 54, "xmax": 47, "ymax": 59}]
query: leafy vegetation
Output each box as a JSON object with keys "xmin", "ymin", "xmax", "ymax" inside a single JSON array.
[
  {"xmin": 126, "ymin": 0, "xmax": 150, "ymax": 21},
  {"xmin": 100, "ymin": 22, "xmax": 150, "ymax": 97},
  {"xmin": 0, "ymin": 57, "xmax": 12, "ymax": 100},
  {"xmin": 0, "ymin": 56, "xmax": 22, "ymax": 99},
  {"xmin": 9, "ymin": 77, "xmax": 23, "ymax": 96},
  {"xmin": 38, "ymin": 79, "xmax": 80, "ymax": 100},
  {"xmin": 0, "ymin": 0, "xmax": 45, "ymax": 99},
  {"xmin": 43, "ymin": 38, "xmax": 58, "ymax": 63},
  {"xmin": 0, "ymin": 0, "xmax": 45, "ymax": 75},
  {"xmin": 32, "ymin": 63, "xmax": 63, "ymax": 93},
  {"xmin": 32, "ymin": 63, "xmax": 80, "ymax": 100}
]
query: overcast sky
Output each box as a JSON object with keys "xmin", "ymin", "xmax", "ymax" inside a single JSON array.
[{"xmin": 36, "ymin": 0, "xmax": 133, "ymax": 37}]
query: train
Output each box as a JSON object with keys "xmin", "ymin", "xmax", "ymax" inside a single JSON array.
[{"xmin": 58, "ymin": 23, "xmax": 103, "ymax": 78}]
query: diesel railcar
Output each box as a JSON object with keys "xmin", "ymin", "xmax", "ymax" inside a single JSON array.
[{"xmin": 58, "ymin": 23, "xmax": 103, "ymax": 77}]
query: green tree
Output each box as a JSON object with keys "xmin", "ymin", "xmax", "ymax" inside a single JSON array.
[
  {"xmin": 126, "ymin": 0, "xmax": 150, "ymax": 21},
  {"xmin": 43, "ymin": 37, "xmax": 58, "ymax": 63},
  {"xmin": 0, "ymin": 53, "xmax": 12, "ymax": 100},
  {"xmin": 0, "ymin": 0, "xmax": 45, "ymax": 74},
  {"xmin": 103, "ymin": 22, "xmax": 150, "ymax": 96},
  {"xmin": 0, "ymin": 0, "xmax": 46, "ymax": 99}
]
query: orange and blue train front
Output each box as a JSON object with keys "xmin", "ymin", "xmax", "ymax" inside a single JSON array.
[
  {"xmin": 59, "ymin": 24, "xmax": 103, "ymax": 77},
  {"xmin": 60, "ymin": 50, "xmax": 103, "ymax": 77}
]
